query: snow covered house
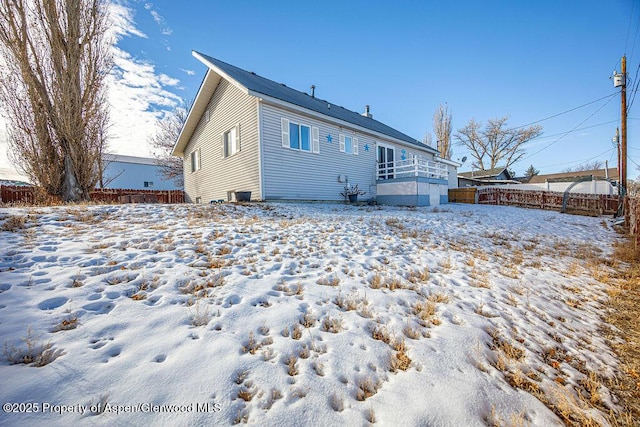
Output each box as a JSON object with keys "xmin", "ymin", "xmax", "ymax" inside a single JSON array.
[{"xmin": 173, "ymin": 51, "xmax": 457, "ymax": 205}]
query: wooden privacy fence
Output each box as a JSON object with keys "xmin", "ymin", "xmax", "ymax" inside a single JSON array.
[
  {"xmin": 476, "ymin": 187, "xmax": 619, "ymax": 216},
  {"xmin": 1, "ymin": 185, "xmax": 184, "ymax": 204},
  {"xmin": 628, "ymin": 197, "xmax": 640, "ymax": 248},
  {"xmin": 448, "ymin": 188, "xmax": 477, "ymax": 204}
]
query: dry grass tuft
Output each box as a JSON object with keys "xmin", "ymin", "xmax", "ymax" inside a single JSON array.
[
  {"xmin": 356, "ymin": 377, "xmax": 380, "ymax": 401},
  {"xmin": 322, "ymin": 315, "xmax": 344, "ymax": 333},
  {"xmin": 53, "ymin": 314, "xmax": 78, "ymax": 332},
  {"xmin": 285, "ymin": 354, "xmax": 299, "ymax": 376},
  {"xmin": 1, "ymin": 215, "xmax": 27, "ymax": 232},
  {"xmin": 299, "ymin": 313, "xmax": 316, "ymax": 328},
  {"xmin": 389, "ymin": 349, "xmax": 412, "ymax": 372},
  {"xmin": 488, "ymin": 329, "xmax": 525, "ymax": 362},
  {"xmin": 371, "ymin": 324, "xmax": 392, "ymax": 344},
  {"xmin": 4, "ymin": 327, "xmax": 64, "ymax": 367}
]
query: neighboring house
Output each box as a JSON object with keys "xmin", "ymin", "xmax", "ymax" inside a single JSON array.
[
  {"xmin": 172, "ymin": 51, "xmax": 457, "ymax": 206},
  {"xmin": 457, "ymin": 166, "xmax": 516, "ymax": 187},
  {"xmin": 101, "ymin": 154, "xmax": 181, "ymax": 191}
]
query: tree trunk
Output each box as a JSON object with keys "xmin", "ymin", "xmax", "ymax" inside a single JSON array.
[{"xmin": 61, "ymin": 153, "xmax": 85, "ymax": 202}]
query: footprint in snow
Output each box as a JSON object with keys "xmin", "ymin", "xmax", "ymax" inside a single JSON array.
[
  {"xmin": 154, "ymin": 354, "xmax": 166, "ymax": 363},
  {"xmin": 102, "ymin": 346, "xmax": 122, "ymax": 363},
  {"xmin": 0, "ymin": 284, "xmax": 11, "ymax": 293},
  {"xmin": 82, "ymin": 301, "xmax": 115, "ymax": 314},
  {"xmin": 37, "ymin": 296, "xmax": 68, "ymax": 310},
  {"xmin": 144, "ymin": 296, "xmax": 161, "ymax": 306},
  {"xmin": 224, "ymin": 295, "xmax": 241, "ymax": 307},
  {"xmin": 89, "ymin": 336, "xmax": 113, "ymax": 350}
]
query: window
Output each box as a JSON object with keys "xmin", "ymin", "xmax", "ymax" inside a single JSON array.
[
  {"xmin": 143, "ymin": 181, "xmax": 154, "ymax": 188},
  {"xmin": 190, "ymin": 148, "xmax": 201, "ymax": 173},
  {"xmin": 289, "ymin": 122, "xmax": 310, "ymax": 151},
  {"xmin": 344, "ymin": 135, "xmax": 352, "ymax": 153},
  {"xmin": 223, "ymin": 125, "xmax": 240, "ymax": 157},
  {"xmin": 281, "ymin": 118, "xmax": 319, "ymax": 153},
  {"xmin": 339, "ymin": 134, "xmax": 359, "ymax": 155}
]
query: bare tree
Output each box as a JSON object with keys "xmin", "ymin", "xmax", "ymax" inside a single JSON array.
[
  {"xmin": 422, "ymin": 132, "xmax": 433, "ymax": 148},
  {"xmin": 433, "ymin": 103, "xmax": 452, "ymax": 159},
  {"xmin": 149, "ymin": 99, "xmax": 190, "ymax": 187},
  {"xmin": 455, "ymin": 116, "xmax": 542, "ymax": 171},
  {"xmin": 0, "ymin": 0, "xmax": 110, "ymax": 202},
  {"xmin": 562, "ymin": 160, "xmax": 603, "ymax": 173}
]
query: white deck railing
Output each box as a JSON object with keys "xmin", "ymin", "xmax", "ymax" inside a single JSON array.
[{"xmin": 377, "ymin": 157, "xmax": 449, "ymax": 180}]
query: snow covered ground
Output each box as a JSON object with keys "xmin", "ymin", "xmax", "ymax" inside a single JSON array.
[{"xmin": 0, "ymin": 202, "xmax": 623, "ymax": 426}]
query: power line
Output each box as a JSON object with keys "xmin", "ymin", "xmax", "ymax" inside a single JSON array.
[
  {"xmin": 514, "ymin": 93, "xmax": 617, "ymax": 129},
  {"xmin": 626, "ymin": 1, "xmax": 640, "ymax": 63},
  {"xmin": 536, "ymin": 147, "xmax": 615, "ymax": 170},
  {"xmin": 519, "ymin": 95, "xmax": 617, "ymax": 162},
  {"xmin": 625, "ymin": 1, "xmax": 636, "ymax": 54},
  {"xmin": 627, "ymin": 61, "xmax": 640, "ymax": 111},
  {"xmin": 527, "ymin": 120, "xmax": 618, "ymax": 141}
]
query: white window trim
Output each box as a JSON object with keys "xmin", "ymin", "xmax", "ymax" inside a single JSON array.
[
  {"xmin": 190, "ymin": 148, "xmax": 201, "ymax": 173},
  {"xmin": 339, "ymin": 133, "xmax": 358, "ymax": 155},
  {"xmin": 281, "ymin": 117, "xmax": 318, "ymax": 154},
  {"xmin": 222, "ymin": 124, "xmax": 240, "ymax": 158}
]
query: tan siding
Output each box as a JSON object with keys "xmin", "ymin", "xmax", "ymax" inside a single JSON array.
[{"xmin": 183, "ymin": 80, "xmax": 260, "ymax": 202}]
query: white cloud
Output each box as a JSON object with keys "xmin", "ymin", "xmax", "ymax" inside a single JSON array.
[
  {"xmin": 107, "ymin": 47, "xmax": 182, "ymax": 156},
  {"xmin": 159, "ymin": 74, "xmax": 180, "ymax": 87},
  {"xmin": 105, "ymin": 1, "xmax": 181, "ymax": 157},
  {"xmin": 107, "ymin": 2, "xmax": 147, "ymax": 41},
  {"xmin": 180, "ymin": 68, "xmax": 196, "ymax": 76},
  {"xmin": 150, "ymin": 10, "xmax": 172, "ymax": 36}
]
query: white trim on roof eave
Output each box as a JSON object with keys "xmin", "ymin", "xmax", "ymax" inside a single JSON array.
[
  {"xmin": 435, "ymin": 157, "xmax": 461, "ymax": 167},
  {"xmin": 193, "ymin": 51, "xmax": 251, "ymax": 97},
  {"xmin": 252, "ymin": 91, "xmax": 437, "ymax": 154},
  {"xmin": 172, "ymin": 69, "xmax": 217, "ymax": 156},
  {"xmin": 173, "ymin": 51, "xmax": 253, "ymax": 157}
]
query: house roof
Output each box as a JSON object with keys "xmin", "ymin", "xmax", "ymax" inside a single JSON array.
[
  {"xmin": 173, "ymin": 51, "xmax": 437, "ymax": 156},
  {"xmin": 527, "ymin": 168, "xmax": 618, "ymax": 184},
  {"xmin": 458, "ymin": 166, "xmax": 511, "ymax": 180},
  {"xmin": 103, "ymin": 154, "xmax": 157, "ymax": 166}
]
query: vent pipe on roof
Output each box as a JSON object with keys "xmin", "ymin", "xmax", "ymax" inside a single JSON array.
[
  {"xmin": 311, "ymin": 85, "xmax": 315, "ymax": 98},
  {"xmin": 362, "ymin": 105, "xmax": 372, "ymax": 118}
]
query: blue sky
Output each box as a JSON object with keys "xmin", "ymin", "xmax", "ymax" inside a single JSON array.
[
  {"xmin": 122, "ymin": 0, "xmax": 638, "ymax": 176},
  {"xmin": 3, "ymin": 0, "xmax": 638, "ymax": 180}
]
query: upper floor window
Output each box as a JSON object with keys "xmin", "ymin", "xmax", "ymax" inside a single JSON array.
[
  {"xmin": 281, "ymin": 118, "xmax": 319, "ymax": 153},
  {"xmin": 223, "ymin": 125, "xmax": 240, "ymax": 158},
  {"xmin": 339, "ymin": 134, "xmax": 359, "ymax": 155},
  {"xmin": 190, "ymin": 148, "xmax": 201, "ymax": 173}
]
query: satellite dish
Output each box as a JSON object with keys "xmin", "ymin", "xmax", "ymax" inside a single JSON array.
[{"xmin": 461, "ymin": 156, "xmax": 467, "ymax": 164}]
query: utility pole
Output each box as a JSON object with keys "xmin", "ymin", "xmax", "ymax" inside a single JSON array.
[
  {"xmin": 621, "ymin": 55, "xmax": 628, "ymax": 195},
  {"xmin": 616, "ymin": 127, "xmax": 621, "ymax": 196}
]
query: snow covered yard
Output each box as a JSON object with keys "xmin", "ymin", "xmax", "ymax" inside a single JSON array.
[{"xmin": 0, "ymin": 202, "xmax": 625, "ymax": 426}]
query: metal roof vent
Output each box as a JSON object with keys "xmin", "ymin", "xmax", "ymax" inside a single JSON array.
[{"xmin": 362, "ymin": 105, "xmax": 372, "ymax": 118}]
